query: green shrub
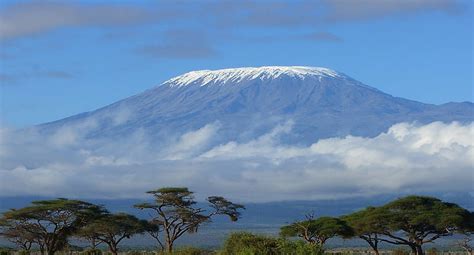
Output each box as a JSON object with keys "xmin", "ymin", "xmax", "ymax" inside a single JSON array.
[
  {"xmin": 0, "ymin": 250, "xmax": 10, "ymax": 255},
  {"xmin": 219, "ymin": 232, "xmax": 324, "ymax": 255},
  {"xmin": 219, "ymin": 232, "xmax": 280, "ymax": 255},
  {"xmin": 277, "ymin": 239, "xmax": 324, "ymax": 255}
]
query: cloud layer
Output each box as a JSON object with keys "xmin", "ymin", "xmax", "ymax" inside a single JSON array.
[
  {"xmin": 1, "ymin": 120, "xmax": 472, "ymax": 202},
  {"xmin": 0, "ymin": 2, "xmax": 153, "ymax": 40},
  {"xmin": 0, "ymin": 0, "xmax": 465, "ymax": 58}
]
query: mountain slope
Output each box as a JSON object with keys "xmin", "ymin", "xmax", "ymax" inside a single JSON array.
[{"xmin": 39, "ymin": 66, "xmax": 474, "ymax": 144}]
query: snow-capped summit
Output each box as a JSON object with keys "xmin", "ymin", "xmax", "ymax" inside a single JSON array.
[
  {"xmin": 164, "ymin": 66, "xmax": 345, "ymax": 87},
  {"xmin": 39, "ymin": 66, "xmax": 474, "ymax": 144}
]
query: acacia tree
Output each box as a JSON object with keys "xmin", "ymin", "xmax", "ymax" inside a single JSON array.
[
  {"xmin": 143, "ymin": 220, "xmax": 164, "ymax": 251},
  {"xmin": 280, "ymin": 213, "xmax": 353, "ymax": 248},
  {"xmin": 0, "ymin": 199, "xmax": 104, "ymax": 255},
  {"xmin": 0, "ymin": 219, "xmax": 38, "ymax": 251},
  {"xmin": 342, "ymin": 207, "xmax": 392, "ymax": 255},
  {"xmin": 78, "ymin": 213, "xmax": 148, "ymax": 255},
  {"xmin": 134, "ymin": 187, "xmax": 245, "ymax": 253},
  {"xmin": 374, "ymin": 196, "xmax": 471, "ymax": 255}
]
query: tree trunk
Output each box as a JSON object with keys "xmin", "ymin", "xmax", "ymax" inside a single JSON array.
[
  {"xmin": 416, "ymin": 245, "xmax": 424, "ymax": 255},
  {"xmin": 368, "ymin": 239, "xmax": 379, "ymax": 255},
  {"xmin": 369, "ymin": 244, "xmax": 379, "ymax": 255},
  {"xmin": 166, "ymin": 241, "xmax": 173, "ymax": 253},
  {"xmin": 108, "ymin": 243, "xmax": 118, "ymax": 255},
  {"xmin": 39, "ymin": 245, "xmax": 45, "ymax": 255}
]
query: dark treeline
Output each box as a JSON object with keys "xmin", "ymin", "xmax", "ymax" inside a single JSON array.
[{"xmin": 0, "ymin": 188, "xmax": 473, "ymax": 255}]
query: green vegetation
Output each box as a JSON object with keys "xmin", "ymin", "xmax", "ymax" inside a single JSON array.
[
  {"xmin": 77, "ymin": 213, "xmax": 149, "ymax": 255},
  {"xmin": 219, "ymin": 232, "xmax": 323, "ymax": 255},
  {"xmin": 134, "ymin": 187, "xmax": 244, "ymax": 253},
  {"xmin": 0, "ymin": 198, "xmax": 105, "ymax": 255},
  {"xmin": 342, "ymin": 196, "xmax": 474, "ymax": 255},
  {"xmin": 280, "ymin": 213, "xmax": 352, "ymax": 248},
  {"xmin": 0, "ymin": 192, "xmax": 472, "ymax": 255}
]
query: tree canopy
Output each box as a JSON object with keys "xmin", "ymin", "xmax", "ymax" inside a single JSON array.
[
  {"xmin": 381, "ymin": 196, "xmax": 472, "ymax": 255},
  {"xmin": 0, "ymin": 198, "xmax": 105, "ymax": 255},
  {"xmin": 78, "ymin": 213, "xmax": 148, "ymax": 255},
  {"xmin": 342, "ymin": 206, "xmax": 393, "ymax": 255},
  {"xmin": 135, "ymin": 187, "xmax": 245, "ymax": 252},
  {"xmin": 280, "ymin": 214, "xmax": 353, "ymax": 247},
  {"xmin": 343, "ymin": 196, "xmax": 473, "ymax": 255}
]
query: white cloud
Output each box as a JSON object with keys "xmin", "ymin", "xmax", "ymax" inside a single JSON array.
[
  {"xmin": 0, "ymin": 121, "xmax": 472, "ymax": 202},
  {"xmin": 164, "ymin": 122, "xmax": 221, "ymax": 160}
]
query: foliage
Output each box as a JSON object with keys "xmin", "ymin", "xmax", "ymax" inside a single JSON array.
[
  {"xmin": 219, "ymin": 232, "xmax": 279, "ymax": 255},
  {"xmin": 0, "ymin": 198, "xmax": 105, "ymax": 255},
  {"xmin": 277, "ymin": 239, "xmax": 324, "ymax": 255},
  {"xmin": 219, "ymin": 232, "xmax": 324, "ymax": 255},
  {"xmin": 280, "ymin": 214, "xmax": 352, "ymax": 246},
  {"xmin": 380, "ymin": 196, "xmax": 472, "ymax": 255},
  {"xmin": 0, "ymin": 218, "xmax": 37, "ymax": 251},
  {"xmin": 78, "ymin": 213, "xmax": 148, "ymax": 255},
  {"xmin": 158, "ymin": 246, "xmax": 210, "ymax": 255},
  {"xmin": 135, "ymin": 187, "xmax": 244, "ymax": 253},
  {"xmin": 343, "ymin": 196, "xmax": 472, "ymax": 255},
  {"xmin": 342, "ymin": 206, "xmax": 390, "ymax": 255}
]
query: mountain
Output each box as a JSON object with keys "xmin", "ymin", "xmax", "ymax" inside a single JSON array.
[{"xmin": 38, "ymin": 66, "xmax": 474, "ymax": 144}]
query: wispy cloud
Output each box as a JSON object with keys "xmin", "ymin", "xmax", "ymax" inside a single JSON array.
[
  {"xmin": 301, "ymin": 32, "xmax": 344, "ymax": 42},
  {"xmin": 0, "ymin": 69, "xmax": 74, "ymax": 86},
  {"xmin": 1, "ymin": 120, "xmax": 472, "ymax": 202},
  {"xmin": 323, "ymin": 0, "xmax": 464, "ymax": 22},
  {"xmin": 1, "ymin": 0, "xmax": 464, "ymax": 49},
  {"xmin": 0, "ymin": 1, "xmax": 153, "ymax": 41},
  {"xmin": 136, "ymin": 29, "xmax": 218, "ymax": 59}
]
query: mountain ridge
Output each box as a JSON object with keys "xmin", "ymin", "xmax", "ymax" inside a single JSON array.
[{"xmin": 38, "ymin": 66, "xmax": 474, "ymax": 144}]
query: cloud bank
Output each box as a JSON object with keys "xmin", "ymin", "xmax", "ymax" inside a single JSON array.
[
  {"xmin": 0, "ymin": 120, "xmax": 472, "ymax": 202},
  {"xmin": 0, "ymin": 2, "xmax": 153, "ymax": 40},
  {"xmin": 0, "ymin": 0, "xmax": 465, "ymax": 57}
]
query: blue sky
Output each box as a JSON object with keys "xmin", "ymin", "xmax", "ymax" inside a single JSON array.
[{"xmin": 1, "ymin": 0, "xmax": 472, "ymax": 127}]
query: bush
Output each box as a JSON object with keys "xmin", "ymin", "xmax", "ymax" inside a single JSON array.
[
  {"xmin": 277, "ymin": 239, "xmax": 324, "ymax": 255},
  {"xmin": 219, "ymin": 232, "xmax": 280, "ymax": 255},
  {"xmin": 219, "ymin": 232, "xmax": 324, "ymax": 255},
  {"xmin": 158, "ymin": 247, "xmax": 210, "ymax": 255}
]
